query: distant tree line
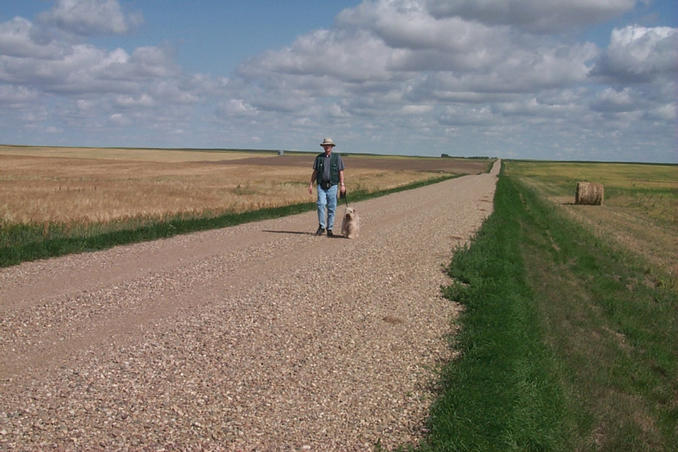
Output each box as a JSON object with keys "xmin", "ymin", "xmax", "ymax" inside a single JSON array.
[{"xmin": 441, "ymin": 153, "xmax": 493, "ymax": 159}]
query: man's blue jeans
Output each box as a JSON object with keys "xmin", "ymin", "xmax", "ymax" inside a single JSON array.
[{"xmin": 317, "ymin": 183, "xmax": 338, "ymax": 230}]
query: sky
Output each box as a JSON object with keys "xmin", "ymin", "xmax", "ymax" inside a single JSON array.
[{"xmin": 0, "ymin": 0, "xmax": 676, "ymax": 162}]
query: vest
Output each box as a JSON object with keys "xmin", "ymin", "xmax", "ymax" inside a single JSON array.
[{"xmin": 315, "ymin": 152, "xmax": 340, "ymax": 185}]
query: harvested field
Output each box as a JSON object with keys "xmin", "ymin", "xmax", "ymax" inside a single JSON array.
[
  {"xmin": 0, "ymin": 145, "xmax": 275, "ymax": 162},
  {"xmin": 505, "ymin": 161, "xmax": 678, "ymax": 284},
  {"xmin": 0, "ymin": 147, "xmax": 489, "ymax": 225}
]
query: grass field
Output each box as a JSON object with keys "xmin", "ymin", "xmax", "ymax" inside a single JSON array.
[
  {"xmin": 420, "ymin": 161, "xmax": 677, "ymax": 451},
  {"xmin": 0, "ymin": 145, "xmax": 489, "ymax": 266},
  {"xmin": 505, "ymin": 161, "xmax": 677, "ymax": 276}
]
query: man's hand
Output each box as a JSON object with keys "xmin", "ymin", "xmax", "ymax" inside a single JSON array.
[
  {"xmin": 340, "ymin": 184, "xmax": 346, "ymax": 195},
  {"xmin": 308, "ymin": 183, "xmax": 314, "ymax": 195}
]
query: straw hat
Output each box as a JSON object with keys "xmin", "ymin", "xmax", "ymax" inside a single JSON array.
[{"xmin": 320, "ymin": 137, "xmax": 335, "ymax": 147}]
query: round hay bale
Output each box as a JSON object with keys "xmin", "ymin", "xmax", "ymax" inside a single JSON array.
[{"xmin": 575, "ymin": 182, "xmax": 604, "ymax": 205}]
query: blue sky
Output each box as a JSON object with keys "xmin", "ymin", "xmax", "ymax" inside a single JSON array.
[{"xmin": 0, "ymin": 0, "xmax": 676, "ymax": 162}]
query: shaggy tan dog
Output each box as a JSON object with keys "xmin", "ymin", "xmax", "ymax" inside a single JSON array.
[{"xmin": 341, "ymin": 207, "xmax": 360, "ymax": 239}]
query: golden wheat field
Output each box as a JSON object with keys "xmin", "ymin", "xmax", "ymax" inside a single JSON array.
[{"xmin": 0, "ymin": 146, "xmax": 484, "ymax": 226}]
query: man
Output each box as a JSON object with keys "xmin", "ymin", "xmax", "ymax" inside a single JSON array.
[{"xmin": 308, "ymin": 137, "xmax": 346, "ymax": 237}]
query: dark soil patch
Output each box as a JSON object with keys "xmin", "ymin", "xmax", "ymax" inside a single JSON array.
[{"xmin": 212, "ymin": 155, "xmax": 490, "ymax": 174}]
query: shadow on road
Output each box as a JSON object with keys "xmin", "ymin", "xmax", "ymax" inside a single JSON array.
[
  {"xmin": 263, "ymin": 230, "xmax": 347, "ymax": 238},
  {"xmin": 262, "ymin": 230, "xmax": 316, "ymax": 236}
]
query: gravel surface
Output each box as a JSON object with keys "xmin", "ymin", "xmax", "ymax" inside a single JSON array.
[{"xmin": 0, "ymin": 161, "xmax": 499, "ymax": 450}]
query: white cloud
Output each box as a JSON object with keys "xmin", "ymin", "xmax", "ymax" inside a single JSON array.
[
  {"xmin": 0, "ymin": 17, "xmax": 63, "ymax": 59},
  {"xmin": 241, "ymin": 0, "xmax": 598, "ymax": 100},
  {"xmin": 439, "ymin": 105, "xmax": 496, "ymax": 125},
  {"xmin": 645, "ymin": 103, "xmax": 676, "ymax": 121},
  {"xmin": 219, "ymin": 99, "xmax": 258, "ymax": 116},
  {"xmin": 393, "ymin": 41, "xmax": 597, "ymax": 90},
  {"xmin": 76, "ymin": 99, "xmax": 94, "ymax": 111},
  {"xmin": 494, "ymin": 96, "xmax": 581, "ymax": 118},
  {"xmin": 109, "ymin": 112, "xmax": 130, "ymax": 125},
  {"xmin": 325, "ymin": 103, "xmax": 350, "ymax": 118},
  {"xmin": 128, "ymin": 47, "xmax": 177, "ymax": 78},
  {"xmin": 240, "ymin": 29, "xmax": 396, "ymax": 83},
  {"xmin": 115, "ymin": 93, "xmax": 154, "ymax": 108},
  {"xmin": 0, "ymin": 84, "xmax": 38, "ymax": 105},
  {"xmin": 425, "ymin": 0, "xmax": 637, "ymax": 33},
  {"xmin": 20, "ymin": 107, "xmax": 48, "ymax": 123},
  {"xmin": 591, "ymin": 87, "xmax": 636, "ymax": 112},
  {"xmin": 594, "ymin": 25, "xmax": 678, "ymax": 82},
  {"xmin": 399, "ymin": 104, "xmax": 433, "ymax": 115},
  {"xmin": 39, "ymin": 0, "xmax": 142, "ymax": 36},
  {"xmin": 1, "ymin": 43, "xmax": 128, "ymax": 93},
  {"xmin": 150, "ymin": 80, "xmax": 198, "ymax": 105},
  {"xmin": 0, "ymin": 19, "xmax": 180, "ymax": 95},
  {"xmin": 338, "ymin": 0, "xmax": 498, "ymax": 52}
]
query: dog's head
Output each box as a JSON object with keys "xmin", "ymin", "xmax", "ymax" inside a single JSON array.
[{"xmin": 345, "ymin": 207, "xmax": 356, "ymax": 220}]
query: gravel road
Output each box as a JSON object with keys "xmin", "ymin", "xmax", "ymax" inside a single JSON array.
[{"xmin": 0, "ymin": 161, "xmax": 499, "ymax": 450}]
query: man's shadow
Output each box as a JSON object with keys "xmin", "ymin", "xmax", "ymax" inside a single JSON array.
[
  {"xmin": 262, "ymin": 230, "xmax": 315, "ymax": 236},
  {"xmin": 263, "ymin": 230, "xmax": 346, "ymax": 238}
]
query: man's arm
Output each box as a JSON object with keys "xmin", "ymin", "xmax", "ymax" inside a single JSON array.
[
  {"xmin": 339, "ymin": 169, "xmax": 345, "ymax": 193},
  {"xmin": 308, "ymin": 169, "xmax": 318, "ymax": 194}
]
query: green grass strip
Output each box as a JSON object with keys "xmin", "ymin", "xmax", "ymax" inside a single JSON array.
[
  {"xmin": 418, "ymin": 167, "xmax": 677, "ymax": 451},
  {"xmin": 419, "ymin": 169, "xmax": 569, "ymax": 451},
  {"xmin": 0, "ymin": 174, "xmax": 457, "ymax": 267},
  {"xmin": 515, "ymin": 178, "xmax": 677, "ymax": 450}
]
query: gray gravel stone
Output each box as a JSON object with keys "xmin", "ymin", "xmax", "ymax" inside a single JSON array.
[{"xmin": 0, "ymin": 162, "xmax": 499, "ymax": 450}]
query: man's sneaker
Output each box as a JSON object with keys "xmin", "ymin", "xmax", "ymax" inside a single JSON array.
[
  {"xmin": 327, "ymin": 229, "xmax": 334, "ymax": 237},
  {"xmin": 315, "ymin": 226, "xmax": 325, "ymax": 236}
]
